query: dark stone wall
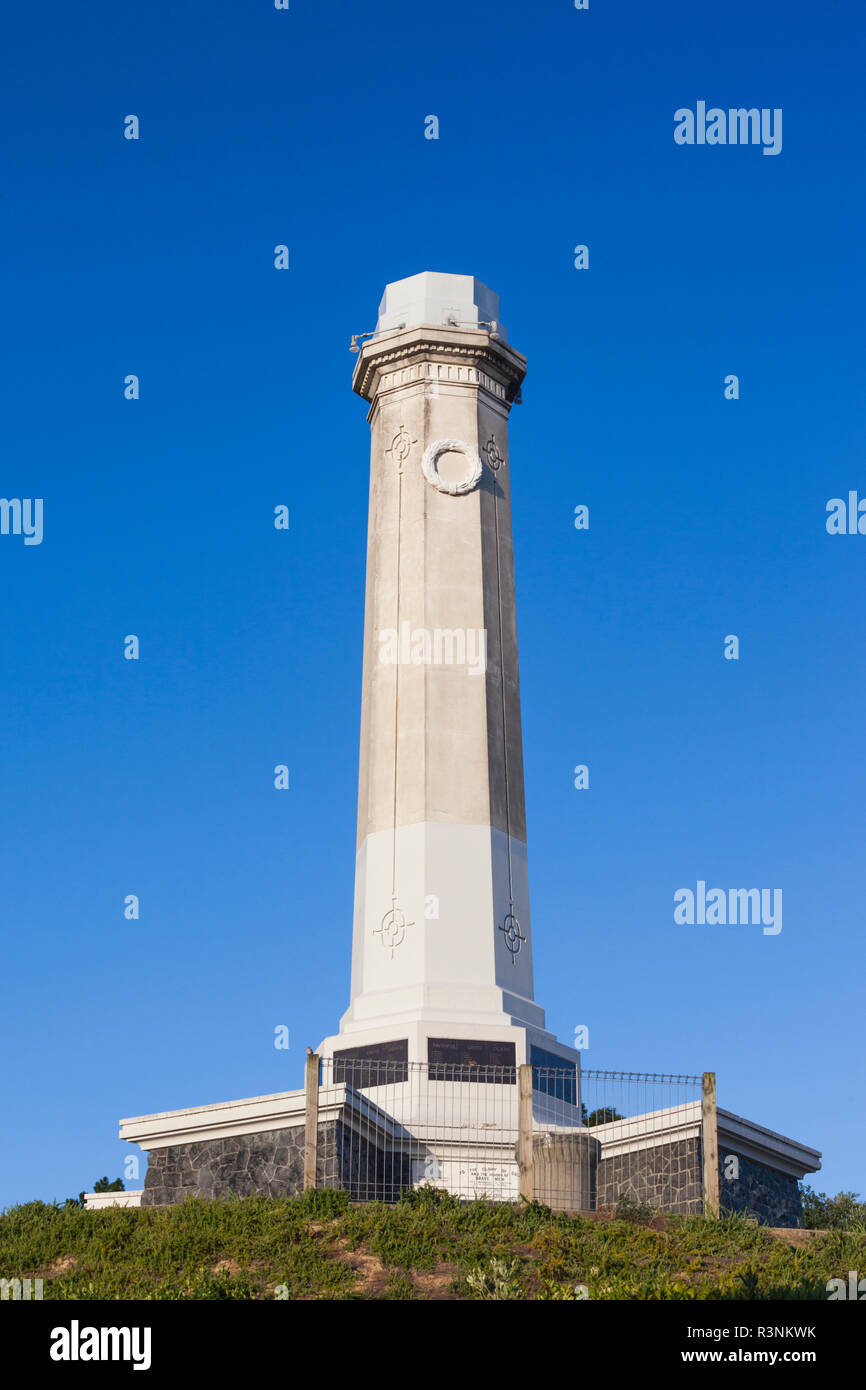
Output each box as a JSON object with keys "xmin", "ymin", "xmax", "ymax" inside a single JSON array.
[
  {"xmin": 719, "ymin": 1149, "xmax": 803, "ymax": 1227},
  {"xmin": 141, "ymin": 1124, "xmax": 307, "ymax": 1206},
  {"xmin": 139, "ymin": 1114, "xmax": 805, "ymax": 1225},
  {"xmin": 141, "ymin": 1117, "xmax": 413, "ymax": 1207},
  {"xmin": 331, "ymin": 1125, "xmax": 411, "ymax": 1202},
  {"xmin": 595, "ymin": 1136, "xmax": 804, "ymax": 1227},
  {"xmin": 597, "ymin": 1137, "xmax": 703, "ymax": 1215}
]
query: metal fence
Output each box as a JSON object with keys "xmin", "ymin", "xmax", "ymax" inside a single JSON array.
[
  {"xmin": 305, "ymin": 1054, "xmax": 718, "ymax": 1216},
  {"xmin": 578, "ymin": 1069, "xmax": 711, "ymax": 1217}
]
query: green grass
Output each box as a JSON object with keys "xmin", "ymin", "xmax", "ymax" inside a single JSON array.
[{"xmin": 1, "ymin": 1187, "xmax": 862, "ymax": 1300}]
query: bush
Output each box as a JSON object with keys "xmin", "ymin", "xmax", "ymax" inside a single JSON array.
[{"xmin": 800, "ymin": 1185, "xmax": 866, "ymax": 1230}]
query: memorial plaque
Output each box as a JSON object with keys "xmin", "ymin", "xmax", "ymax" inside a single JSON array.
[
  {"xmin": 333, "ymin": 1038, "xmax": 408, "ymax": 1087},
  {"xmin": 427, "ymin": 1037, "xmax": 516, "ymax": 1083}
]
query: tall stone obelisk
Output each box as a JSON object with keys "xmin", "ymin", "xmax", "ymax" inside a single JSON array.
[{"xmin": 319, "ymin": 273, "xmax": 577, "ymax": 1074}]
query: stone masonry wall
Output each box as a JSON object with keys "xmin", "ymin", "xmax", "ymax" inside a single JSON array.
[
  {"xmin": 597, "ymin": 1137, "xmax": 703, "ymax": 1215},
  {"xmin": 140, "ymin": 1118, "xmax": 408, "ymax": 1207},
  {"xmin": 141, "ymin": 1124, "xmax": 307, "ymax": 1206},
  {"xmin": 719, "ymin": 1149, "xmax": 803, "ymax": 1227},
  {"xmin": 596, "ymin": 1136, "xmax": 804, "ymax": 1226}
]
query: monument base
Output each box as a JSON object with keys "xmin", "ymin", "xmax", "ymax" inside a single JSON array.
[{"xmin": 118, "ymin": 1072, "xmax": 818, "ymax": 1226}]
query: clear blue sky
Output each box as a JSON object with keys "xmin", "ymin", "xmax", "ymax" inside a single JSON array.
[{"xmin": 1, "ymin": 0, "xmax": 863, "ymax": 1207}]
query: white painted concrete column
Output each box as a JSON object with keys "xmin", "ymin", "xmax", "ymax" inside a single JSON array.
[{"xmin": 327, "ymin": 273, "xmax": 547, "ymax": 1049}]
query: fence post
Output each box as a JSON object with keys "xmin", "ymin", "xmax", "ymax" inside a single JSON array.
[
  {"xmin": 304, "ymin": 1048, "xmax": 320, "ymax": 1191},
  {"xmin": 518, "ymin": 1063, "xmax": 534, "ymax": 1203},
  {"xmin": 701, "ymin": 1071, "xmax": 719, "ymax": 1218}
]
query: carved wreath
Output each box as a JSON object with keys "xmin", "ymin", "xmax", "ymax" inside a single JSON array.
[{"xmin": 421, "ymin": 438, "xmax": 483, "ymax": 495}]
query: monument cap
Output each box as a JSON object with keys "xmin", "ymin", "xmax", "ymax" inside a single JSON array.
[{"xmin": 375, "ymin": 271, "xmax": 505, "ymax": 341}]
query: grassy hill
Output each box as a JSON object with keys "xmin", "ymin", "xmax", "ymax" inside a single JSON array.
[{"xmin": 1, "ymin": 1187, "xmax": 863, "ymax": 1300}]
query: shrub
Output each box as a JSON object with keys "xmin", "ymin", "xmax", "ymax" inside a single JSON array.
[{"xmin": 800, "ymin": 1186, "xmax": 866, "ymax": 1231}]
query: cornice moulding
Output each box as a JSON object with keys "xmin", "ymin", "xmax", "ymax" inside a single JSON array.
[{"xmin": 352, "ymin": 324, "xmax": 526, "ymax": 406}]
